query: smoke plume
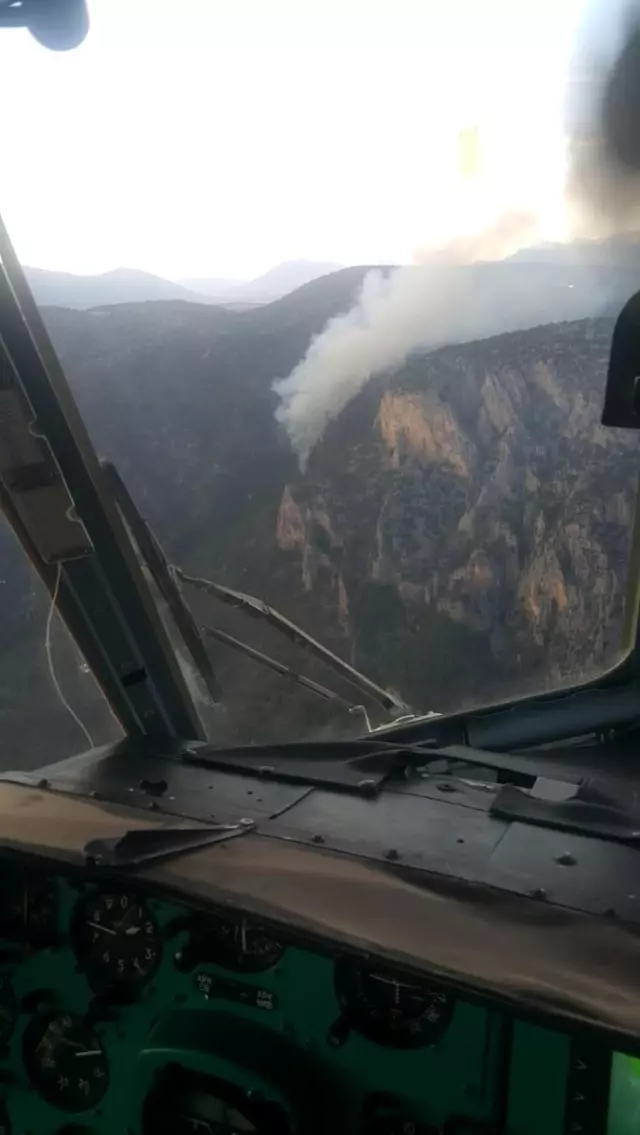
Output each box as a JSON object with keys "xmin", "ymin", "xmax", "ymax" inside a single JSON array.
[
  {"xmin": 275, "ymin": 6, "xmax": 640, "ymax": 468},
  {"xmin": 274, "ymin": 212, "xmax": 575, "ymax": 469}
]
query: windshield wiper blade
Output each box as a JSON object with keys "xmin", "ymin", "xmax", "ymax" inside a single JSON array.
[
  {"xmin": 176, "ymin": 568, "xmax": 410, "ymax": 717},
  {"xmin": 104, "ymin": 461, "xmax": 407, "ymax": 727},
  {"xmin": 200, "ymin": 622, "xmax": 368, "ymax": 720}
]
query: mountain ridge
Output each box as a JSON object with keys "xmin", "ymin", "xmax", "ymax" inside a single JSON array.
[
  {"xmin": 24, "ymin": 265, "xmax": 216, "ymax": 310},
  {"xmin": 180, "ymin": 260, "xmax": 345, "ymax": 304},
  {"xmin": 0, "ymin": 268, "xmax": 634, "ymax": 764},
  {"xmin": 24, "ymin": 259, "xmax": 348, "ymax": 311},
  {"xmin": 23, "ymin": 234, "xmax": 640, "ymax": 315}
]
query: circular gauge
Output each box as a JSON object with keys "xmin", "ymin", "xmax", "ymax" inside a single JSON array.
[
  {"xmin": 361, "ymin": 1119, "xmax": 437, "ymax": 1135},
  {"xmin": 0, "ymin": 974, "xmax": 18, "ymax": 1045},
  {"xmin": 0, "ymin": 1098, "xmax": 10, "ymax": 1135},
  {"xmin": 73, "ymin": 891, "xmax": 161, "ymax": 995},
  {"xmin": 0, "ymin": 874, "xmax": 58, "ymax": 947},
  {"xmin": 334, "ymin": 959, "xmax": 455, "ymax": 1048},
  {"xmin": 184, "ymin": 916, "xmax": 284, "ymax": 974},
  {"xmin": 23, "ymin": 1011, "xmax": 109, "ymax": 1112},
  {"xmin": 143, "ymin": 1066, "xmax": 289, "ymax": 1134}
]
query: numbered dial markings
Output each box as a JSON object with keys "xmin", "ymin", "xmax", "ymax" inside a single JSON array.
[
  {"xmin": 194, "ymin": 916, "xmax": 284, "ymax": 973},
  {"xmin": 74, "ymin": 892, "xmax": 161, "ymax": 992},
  {"xmin": 23, "ymin": 1012, "xmax": 108, "ymax": 1112},
  {"xmin": 335, "ymin": 959, "xmax": 455, "ymax": 1048}
]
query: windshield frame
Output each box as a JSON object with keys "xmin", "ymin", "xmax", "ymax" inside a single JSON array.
[
  {"xmin": 3, "ymin": 215, "xmax": 640, "ymax": 759},
  {"xmin": 0, "ymin": 216, "xmax": 204, "ymax": 748}
]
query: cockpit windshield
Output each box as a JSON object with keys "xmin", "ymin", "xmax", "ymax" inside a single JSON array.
[{"xmin": 0, "ymin": 0, "xmax": 639, "ymax": 759}]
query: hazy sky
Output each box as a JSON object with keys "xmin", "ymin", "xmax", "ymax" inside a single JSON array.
[{"xmin": 0, "ymin": 0, "xmax": 618, "ymax": 280}]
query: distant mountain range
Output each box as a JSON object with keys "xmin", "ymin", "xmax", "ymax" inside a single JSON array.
[
  {"xmin": 24, "ymin": 260, "xmax": 345, "ymax": 311},
  {"xmin": 23, "ymin": 266, "xmax": 211, "ymax": 310},
  {"xmin": 180, "ymin": 260, "xmax": 344, "ymax": 304},
  {"xmin": 22, "ymin": 236, "xmax": 640, "ymax": 314},
  {"xmin": 506, "ymin": 234, "xmax": 640, "ymax": 268}
]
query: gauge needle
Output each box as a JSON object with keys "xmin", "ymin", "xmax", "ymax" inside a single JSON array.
[
  {"xmin": 115, "ymin": 904, "xmax": 139, "ymax": 934},
  {"xmin": 75, "ymin": 1050, "xmax": 101, "ymax": 1058},
  {"xmin": 87, "ymin": 921, "xmax": 116, "ymax": 936}
]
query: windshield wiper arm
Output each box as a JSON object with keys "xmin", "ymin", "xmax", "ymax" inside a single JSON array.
[
  {"xmin": 200, "ymin": 622, "xmax": 369, "ymax": 722},
  {"xmin": 175, "ymin": 567, "xmax": 410, "ymax": 717},
  {"xmin": 104, "ymin": 460, "xmax": 406, "ymax": 726}
]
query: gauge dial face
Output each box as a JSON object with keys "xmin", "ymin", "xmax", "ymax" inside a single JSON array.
[
  {"xmin": 361, "ymin": 1119, "xmax": 437, "ymax": 1135},
  {"xmin": 0, "ymin": 874, "xmax": 58, "ymax": 947},
  {"xmin": 143, "ymin": 1068, "xmax": 289, "ymax": 1135},
  {"xmin": 0, "ymin": 974, "xmax": 18, "ymax": 1045},
  {"xmin": 335, "ymin": 959, "xmax": 455, "ymax": 1048},
  {"xmin": 23, "ymin": 1012, "xmax": 108, "ymax": 1112},
  {"xmin": 0, "ymin": 1099, "xmax": 10, "ymax": 1135},
  {"xmin": 191, "ymin": 916, "xmax": 284, "ymax": 973},
  {"xmin": 162, "ymin": 1094, "xmax": 259, "ymax": 1133},
  {"xmin": 73, "ymin": 891, "xmax": 161, "ymax": 994}
]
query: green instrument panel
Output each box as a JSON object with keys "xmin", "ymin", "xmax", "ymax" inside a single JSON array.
[{"xmin": 0, "ymin": 863, "xmax": 632, "ymax": 1134}]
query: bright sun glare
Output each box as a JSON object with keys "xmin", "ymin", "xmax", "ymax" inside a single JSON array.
[{"xmin": 0, "ymin": 0, "xmax": 608, "ymax": 280}]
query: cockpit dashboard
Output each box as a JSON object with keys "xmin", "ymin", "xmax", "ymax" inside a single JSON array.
[
  {"xmin": 0, "ymin": 857, "xmax": 500, "ymax": 1135},
  {"xmin": 0, "ymin": 739, "xmax": 635, "ymax": 1135}
]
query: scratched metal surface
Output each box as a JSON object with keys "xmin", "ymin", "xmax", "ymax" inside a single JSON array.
[{"xmin": 12, "ymin": 738, "xmax": 640, "ymax": 928}]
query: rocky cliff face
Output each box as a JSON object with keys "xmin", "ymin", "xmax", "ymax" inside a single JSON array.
[{"xmin": 274, "ymin": 319, "xmax": 637, "ymax": 714}]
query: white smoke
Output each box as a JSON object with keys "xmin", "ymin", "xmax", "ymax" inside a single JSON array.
[
  {"xmin": 273, "ymin": 212, "xmax": 583, "ymax": 468},
  {"xmin": 274, "ymin": 15, "xmax": 640, "ymax": 468},
  {"xmin": 274, "ymin": 4, "xmax": 640, "ymax": 470}
]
